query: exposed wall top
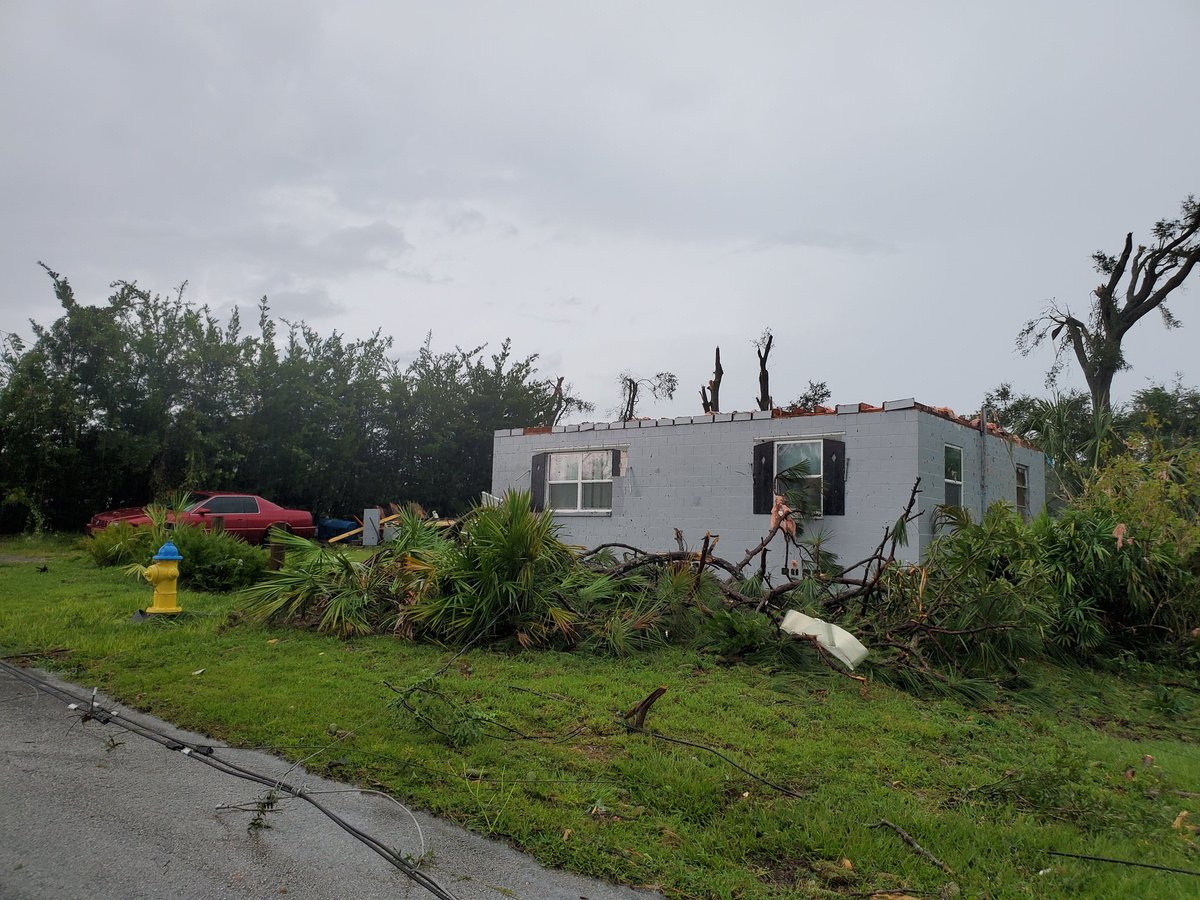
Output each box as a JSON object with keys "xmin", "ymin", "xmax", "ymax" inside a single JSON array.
[{"xmin": 498, "ymin": 399, "xmax": 1039, "ymax": 451}]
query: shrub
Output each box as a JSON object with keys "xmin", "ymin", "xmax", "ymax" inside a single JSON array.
[
  {"xmin": 86, "ymin": 520, "xmax": 267, "ymax": 593},
  {"xmin": 85, "ymin": 521, "xmax": 155, "ymax": 567},
  {"xmin": 899, "ymin": 443, "xmax": 1200, "ymax": 665},
  {"xmin": 168, "ymin": 526, "xmax": 268, "ymax": 593},
  {"xmin": 1052, "ymin": 444, "xmax": 1200, "ymax": 653}
]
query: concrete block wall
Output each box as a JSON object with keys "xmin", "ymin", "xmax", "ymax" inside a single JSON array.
[
  {"xmin": 492, "ymin": 406, "xmax": 944, "ymax": 571},
  {"xmin": 914, "ymin": 414, "xmax": 1048, "ymax": 553}
]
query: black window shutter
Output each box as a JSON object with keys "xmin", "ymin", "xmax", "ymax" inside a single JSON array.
[
  {"xmin": 530, "ymin": 453, "xmax": 548, "ymax": 511},
  {"xmin": 752, "ymin": 441, "xmax": 775, "ymax": 514},
  {"xmin": 822, "ymin": 439, "xmax": 846, "ymax": 516},
  {"xmin": 611, "ymin": 448, "xmax": 622, "ymax": 477}
]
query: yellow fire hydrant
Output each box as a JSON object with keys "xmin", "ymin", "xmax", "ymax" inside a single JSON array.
[{"xmin": 143, "ymin": 541, "xmax": 183, "ymax": 614}]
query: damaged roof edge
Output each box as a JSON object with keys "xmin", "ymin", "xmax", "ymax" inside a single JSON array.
[{"xmin": 512, "ymin": 399, "xmax": 1039, "ymax": 450}]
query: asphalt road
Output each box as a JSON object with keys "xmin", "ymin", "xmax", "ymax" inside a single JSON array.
[{"xmin": 0, "ymin": 666, "xmax": 660, "ymax": 900}]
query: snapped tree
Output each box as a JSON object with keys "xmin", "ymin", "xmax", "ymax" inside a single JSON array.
[
  {"xmin": 698, "ymin": 347, "xmax": 723, "ymax": 414},
  {"xmin": 1018, "ymin": 195, "xmax": 1200, "ymax": 417},
  {"xmin": 617, "ymin": 371, "xmax": 677, "ymax": 421},
  {"xmin": 754, "ymin": 328, "xmax": 774, "ymax": 411}
]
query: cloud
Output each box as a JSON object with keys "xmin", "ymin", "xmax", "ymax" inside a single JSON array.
[
  {"xmin": 1, "ymin": 1, "xmax": 1197, "ymax": 416},
  {"xmin": 264, "ymin": 283, "xmax": 347, "ymax": 320},
  {"xmin": 312, "ymin": 221, "xmax": 412, "ymax": 272},
  {"xmin": 728, "ymin": 230, "xmax": 897, "ymax": 257}
]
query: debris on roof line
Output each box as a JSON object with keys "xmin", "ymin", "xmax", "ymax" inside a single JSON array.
[
  {"xmin": 509, "ymin": 401, "xmax": 1041, "ymax": 450},
  {"xmin": 913, "ymin": 402, "xmax": 1038, "ymax": 449},
  {"xmin": 771, "ymin": 404, "xmax": 836, "ymax": 418}
]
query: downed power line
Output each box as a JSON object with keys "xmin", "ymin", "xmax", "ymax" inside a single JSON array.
[{"xmin": 0, "ymin": 660, "xmax": 460, "ymax": 900}]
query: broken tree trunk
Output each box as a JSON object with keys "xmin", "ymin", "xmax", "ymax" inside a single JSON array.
[
  {"xmin": 620, "ymin": 377, "xmax": 639, "ymax": 421},
  {"xmin": 755, "ymin": 332, "xmax": 773, "ymax": 411},
  {"xmin": 623, "ymin": 686, "xmax": 668, "ymax": 729},
  {"xmin": 700, "ymin": 347, "xmax": 723, "ymax": 413},
  {"xmin": 548, "ymin": 376, "xmax": 566, "ymax": 425}
]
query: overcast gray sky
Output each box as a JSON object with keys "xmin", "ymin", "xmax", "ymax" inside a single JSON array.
[{"xmin": 2, "ymin": 1, "xmax": 1196, "ymax": 421}]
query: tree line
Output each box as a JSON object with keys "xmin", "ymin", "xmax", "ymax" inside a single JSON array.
[
  {"xmin": 0, "ymin": 267, "xmax": 589, "ymax": 531},
  {"xmin": 3, "ymin": 195, "xmax": 1195, "ymax": 532}
]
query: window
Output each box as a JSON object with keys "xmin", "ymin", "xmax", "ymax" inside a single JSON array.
[
  {"xmin": 775, "ymin": 441, "xmax": 823, "ymax": 515},
  {"xmin": 752, "ymin": 438, "xmax": 845, "ymax": 516},
  {"xmin": 199, "ymin": 496, "xmax": 258, "ymax": 514},
  {"xmin": 530, "ymin": 450, "xmax": 617, "ymax": 512},
  {"xmin": 944, "ymin": 445, "xmax": 963, "ymax": 508},
  {"xmin": 1015, "ymin": 464, "xmax": 1029, "ymax": 517}
]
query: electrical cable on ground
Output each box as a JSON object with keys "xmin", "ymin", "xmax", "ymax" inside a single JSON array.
[
  {"xmin": 1045, "ymin": 849, "xmax": 1200, "ymax": 877},
  {"xmin": 0, "ymin": 660, "xmax": 460, "ymax": 900},
  {"xmin": 219, "ymin": 744, "xmax": 625, "ymax": 786},
  {"xmin": 270, "ymin": 705, "xmax": 392, "ymax": 786},
  {"xmin": 296, "ymin": 788, "xmax": 427, "ymax": 860},
  {"xmin": 620, "ymin": 721, "xmax": 807, "ymax": 799}
]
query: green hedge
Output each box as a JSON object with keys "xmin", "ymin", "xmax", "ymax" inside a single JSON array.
[{"xmin": 84, "ymin": 522, "xmax": 267, "ymax": 592}]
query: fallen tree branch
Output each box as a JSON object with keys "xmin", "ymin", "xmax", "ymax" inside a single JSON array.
[
  {"xmin": 602, "ymin": 550, "xmax": 741, "ymax": 580},
  {"xmin": 689, "ymin": 533, "xmax": 716, "ymax": 604},
  {"xmin": 870, "ymin": 819, "xmax": 953, "ymax": 874},
  {"xmin": 735, "ymin": 524, "xmax": 783, "ymax": 573},
  {"xmin": 579, "ymin": 476, "xmax": 1017, "ymax": 698},
  {"xmin": 791, "ymin": 634, "xmax": 869, "ymax": 686},
  {"xmin": 898, "ymin": 621, "xmax": 1019, "ymax": 637},
  {"xmin": 0, "ymin": 647, "xmax": 71, "ymax": 661},
  {"xmin": 578, "ymin": 543, "xmax": 652, "ymax": 560}
]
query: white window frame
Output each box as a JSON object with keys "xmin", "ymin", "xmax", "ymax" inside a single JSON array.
[
  {"xmin": 1015, "ymin": 464, "xmax": 1029, "ymax": 518},
  {"xmin": 547, "ymin": 450, "xmax": 613, "ymax": 512},
  {"xmin": 775, "ymin": 440, "xmax": 824, "ymax": 517},
  {"xmin": 944, "ymin": 444, "xmax": 964, "ymax": 508}
]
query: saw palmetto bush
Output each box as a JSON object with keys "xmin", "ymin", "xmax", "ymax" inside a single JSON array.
[
  {"xmin": 243, "ymin": 492, "xmax": 683, "ymax": 649},
  {"xmin": 240, "ymin": 530, "xmax": 413, "ymax": 635},
  {"xmin": 85, "ymin": 521, "xmax": 152, "ymax": 567},
  {"xmin": 400, "ymin": 491, "xmax": 581, "ymax": 645}
]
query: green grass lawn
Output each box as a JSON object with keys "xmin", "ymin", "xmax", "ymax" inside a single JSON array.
[{"xmin": 2, "ymin": 535, "xmax": 1199, "ymax": 898}]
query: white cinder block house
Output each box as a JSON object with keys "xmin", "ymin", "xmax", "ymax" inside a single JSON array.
[{"xmin": 491, "ymin": 399, "xmax": 1046, "ymax": 568}]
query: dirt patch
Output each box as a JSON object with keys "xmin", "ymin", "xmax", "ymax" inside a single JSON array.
[
  {"xmin": 755, "ymin": 855, "xmax": 866, "ymax": 892},
  {"xmin": 756, "ymin": 854, "xmax": 807, "ymax": 887},
  {"xmin": 0, "ymin": 555, "xmax": 49, "ymax": 564}
]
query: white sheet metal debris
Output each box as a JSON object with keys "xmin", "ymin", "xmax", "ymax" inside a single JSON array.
[{"xmin": 779, "ymin": 610, "xmax": 869, "ymax": 670}]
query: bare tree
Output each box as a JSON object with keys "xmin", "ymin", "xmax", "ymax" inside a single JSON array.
[
  {"xmin": 699, "ymin": 347, "xmax": 723, "ymax": 413},
  {"xmin": 1018, "ymin": 195, "xmax": 1200, "ymax": 416},
  {"xmin": 754, "ymin": 329, "xmax": 774, "ymax": 411},
  {"xmin": 618, "ymin": 371, "xmax": 678, "ymax": 421}
]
